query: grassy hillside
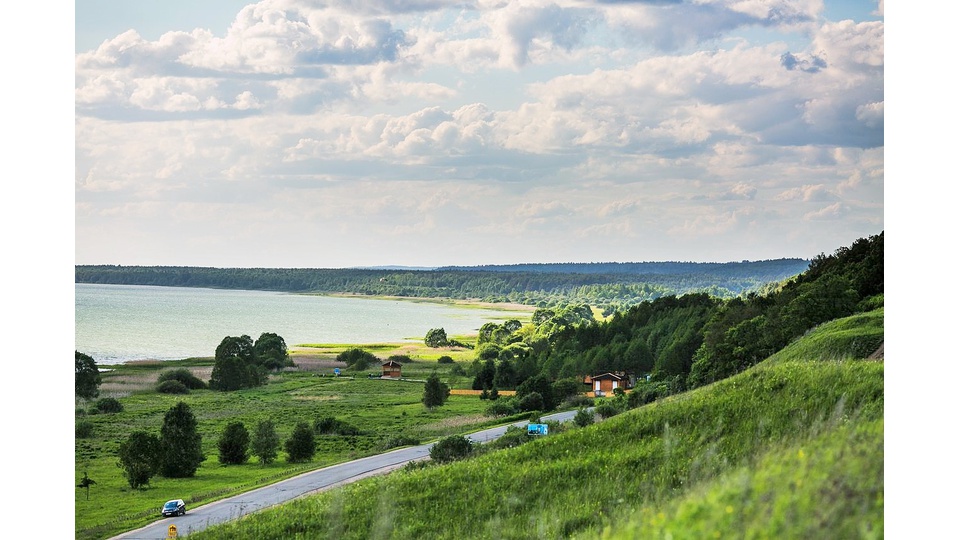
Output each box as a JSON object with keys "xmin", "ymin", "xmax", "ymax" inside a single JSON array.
[{"xmin": 188, "ymin": 309, "xmax": 884, "ymax": 539}]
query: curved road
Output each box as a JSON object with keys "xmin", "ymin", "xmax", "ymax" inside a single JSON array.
[{"xmin": 110, "ymin": 409, "xmax": 583, "ymax": 539}]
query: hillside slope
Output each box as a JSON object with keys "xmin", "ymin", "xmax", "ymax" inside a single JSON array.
[{"xmin": 189, "ymin": 309, "xmax": 883, "ymax": 540}]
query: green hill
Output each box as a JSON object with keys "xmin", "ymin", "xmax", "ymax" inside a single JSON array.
[{"xmin": 188, "ymin": 309, "xmax": 883, "ymax": 539}]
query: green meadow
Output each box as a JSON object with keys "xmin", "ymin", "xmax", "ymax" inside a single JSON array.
[
  {"xmin": 183, "ymin": 309, "xmax": 883, "ymax": 540},
  {"xmin": 75, "ymin": 344, "xmax": 514, "ymax": 540}
]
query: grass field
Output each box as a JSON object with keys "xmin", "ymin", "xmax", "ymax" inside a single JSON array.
[
  {"xmin": 74, "ymin": 344, "xmax": 509, "ymax": 540},
  {"xmin": 183, "ymin": 309, "xmax": 884, "ymax": 540}
]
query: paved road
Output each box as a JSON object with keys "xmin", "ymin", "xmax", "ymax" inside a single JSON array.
[{"xmin": 110, "ymin": 409, "xmax": 583, "ymax": 539}]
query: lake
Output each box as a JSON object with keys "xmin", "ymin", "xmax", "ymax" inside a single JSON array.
[{"xmin": 75, "ymin": 283, "xmax": 532, "ymax": 364}]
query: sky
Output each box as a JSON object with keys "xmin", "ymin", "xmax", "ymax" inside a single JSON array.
[{"xmin": 72, "ymin": 0, "xmax": 885, "ymax": 269}]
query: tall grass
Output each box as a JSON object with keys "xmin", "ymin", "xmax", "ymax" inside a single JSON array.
[{"xmin": 188, "ymin": 310, "xmax": 883, "ymax": 540}]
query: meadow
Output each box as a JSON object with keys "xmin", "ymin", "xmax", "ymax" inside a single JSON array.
[
  {"xmin": 74, "ymin": 340, "xmax": 516, "ymax": 540},
  {"xmin": 182, "ymin": 309, "xmax": 884, "ymax": 540}
]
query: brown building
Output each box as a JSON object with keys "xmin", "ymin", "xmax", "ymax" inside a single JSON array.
[
  {"xmin": 381, "ymin": 360, "xmax": 402, "ymax": 378},
  {"xmin": 584, "ymin": 372, "xmax": 633, "ymax": 397}
]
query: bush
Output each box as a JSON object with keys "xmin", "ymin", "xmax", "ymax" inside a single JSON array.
[
  {"xmin": 76, "ymin": 420, "xmax": 94, "ymax": 438},
  {"xmin": 563, "ymin": 394, "xmax": 594, "ymax": 409},
  {"xmin": 314, "ymin": 417, "xmax": 362, "ymax": 436},
  {"xmin": 517, "ymin": 391, "xmax": 544, "ymax": 412},
  {"xmin": 595, "ymin": 402, "xmax": 620, "ymax": 419},
  {"xmin": 157, "ymin": 368, "xmax": 207, "ymax": 390},
  {"xmin": 437, "ymin": 355, "xmax": 454, "ymax": 364},
  {"xmin": 337, "ymin": 348, "xmax": 379, "ymax": 370},
  {"xmin": 488, "ymin": 425, "xmax": 531, "ymax": 450},
  {"xmin": 429, "ymin": 435, "xmax": 473, "ymax": 463},
  {"xmin": 387, "ymin": 354, "xmax": 414, "ymax": 364},
  {"xmin": 93, "ymin": 397, "xmax": 124, "ymax": 414},
  {"xmin": 380, "ymin": 435, "xmax": 420, "ymax": 451},
  {"xmin": 157, "ymin": 380, "xmax": 190, "ymax": 394},
  {"xmin": 450, "ymin": 364, "xmax": 466, "ymax": 376},
  {"xmin": 573, "ymin": 407, "xmax": 594, "ymax": 427},
  {"xmin": 486, "ymin": 399, "xmax": 518, "ymax": 417}
]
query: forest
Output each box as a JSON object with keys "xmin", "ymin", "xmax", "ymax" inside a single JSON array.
[
  {"xmin": 75, "ymin": 258, "xmax": 809, "ymax": 313},
  {"xmin": 445, "ymin": 232, "xmax": 883, "ymax": 414}
]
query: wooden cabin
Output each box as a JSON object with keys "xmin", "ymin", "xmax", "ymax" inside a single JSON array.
[
  {"xmin": 584, "ymin": 372, "xmax": 633, "ymax": 397},
  {"xmin": 381, "ymin": 360, "xmax": 402, "ymax": 378}
]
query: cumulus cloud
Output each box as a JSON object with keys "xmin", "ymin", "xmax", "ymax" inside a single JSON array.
[
  {"xmin": 804, "ymin": 202, "xmax": 847, "ymax": 220},
  {"xmin": 75, "ymin": 0, "xmax": 884, "ymax": 267}
]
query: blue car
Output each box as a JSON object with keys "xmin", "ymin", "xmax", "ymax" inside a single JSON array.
[{"xmin": 161, "ymin": 499, "xmax": 186, "ymax": 517}]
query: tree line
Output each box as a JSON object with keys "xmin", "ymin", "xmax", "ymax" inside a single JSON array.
[
  {"xmin": 75, "ymin": 259, "xmax": 810, "ymax": 311},
  {"xmin": 420, "ymin": 232, "xmax": 883, "ymax": 415}
]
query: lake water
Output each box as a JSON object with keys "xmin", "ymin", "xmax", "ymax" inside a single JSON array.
[{"xmin": 75, "ymin": 283, "xmax": 531, "ymax": 365}]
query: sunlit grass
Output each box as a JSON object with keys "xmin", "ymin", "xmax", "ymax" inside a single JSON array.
[{"xmin": 188, "ymin": 311, "xmax": 883, "ymax": 540}]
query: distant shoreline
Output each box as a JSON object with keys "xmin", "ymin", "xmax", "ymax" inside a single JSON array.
[{"xmin": 322, "ymin": 292, "xmax": 538, "ymax": 313}]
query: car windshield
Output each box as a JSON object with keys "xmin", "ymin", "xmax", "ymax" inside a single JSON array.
[{"xmin": 164, "ymin": 502, "xmax": 178, "ymax": 510}]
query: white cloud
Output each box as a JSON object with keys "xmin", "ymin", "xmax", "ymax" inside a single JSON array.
[{"xmin": 75, "ymin": 0, "xmax": 884, "ymax": 267}]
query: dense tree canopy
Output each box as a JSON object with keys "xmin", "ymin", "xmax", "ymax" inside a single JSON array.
[
  {"xmin": 209, "ymin": 335, "xmax": 269, "ymax": 391},
  {"xmin": 254, "ymin": 332, "xmax": 291, "ymax": 371},
  {"xmin": 424, "ymin": 327, "xmax": 449, "ymax": 348}
]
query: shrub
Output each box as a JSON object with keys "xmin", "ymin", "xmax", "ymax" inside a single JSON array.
[
  {"xmin": 92, "ymin": 397, "xmax": 124, "ymax": 414},
  {"xmin": 157, "ymin": 380, "xmax": 190, "ymax": 394},
  {"xmin": 430, "ymin": 435, "xmax": 473, "ymax": 463},
  {"xmin": 437, "ymin": 355, "xmax": 454, "ymax": 364},
  {"xmin": 314, "ymin": 417, "xmax": 362, "ymax": 436},
  {"xmin": 285, "ymin": 421, "xmax": 316, "ymax": 463},
  {"xmin": 595, "ymin": 402, "xmax": 620, "ymax": 419},
  {"xmin": 564, "ymin": 394, "xmax": 595, "ymax": 409},
  {"xmin": 488, "ymin": 425, "xmax": 531, "ymax": 450},
  {"xmin": 450, "ymin": 364, "xmax": 466, "ymax": 376},
  {"xmin": 387, "ymin": 354, "xmax": 414, "ymax": 364},
  {"xmin": 517, "ymin": 391, "xmax": 544, "ymax": 412},
  {"xmin": 486, "ymin": 399, "xmax": 518, "ymax": 417},
  {"xmin": 76, "ymin": 420, "xmax": 94, "ymax": 438},
  {"xmin": 479, "ymin": 388, "xmax": 490, "ymax": 400},
  {"xmin": 157, "ymin": 368, "xmax": 207, "ymax": 390},
  {"xmin": 573, "ymin": 408, "xmax": 595, "ymax": 427},
  {"xmin": 337, "ymin": 348, "xmax": 379, "ymax": 370},
  {"xmin": 380, "ymin": 435, "xmax": 420, "ymax": 451}
]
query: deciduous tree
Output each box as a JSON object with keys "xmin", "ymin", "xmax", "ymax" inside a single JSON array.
[
  {"xmin": 425, "ymin": 328, "xmax": 449, "ymax": 348},
  {"xmin": 251, "ymin": 420, "xmax": 280, "ymax": 465},
  {"xmin": 75, "ymin": 351, "xmax": 101, "ymax": 399},
  {"xmin": 117, "ymin": 430, "xmax": 160, "ymax": 489},
  {"xmin": 285, "ymin": 421, "xmax": 316, "ymax": 463}
]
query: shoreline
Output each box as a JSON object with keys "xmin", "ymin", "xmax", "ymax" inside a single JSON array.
[{"xmin": 319, "ymin": 292, "xmax": 538, "ymax": 312}]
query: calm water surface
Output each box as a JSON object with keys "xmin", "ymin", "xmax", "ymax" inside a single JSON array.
[{"xmin": 76, "ymin": 283, "xmax": 530, "ymax": 364}]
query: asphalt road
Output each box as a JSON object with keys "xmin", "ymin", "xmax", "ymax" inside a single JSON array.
[{"xmin": 110, "ymin": 408, "xmax": 583, "ymax": 539}]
